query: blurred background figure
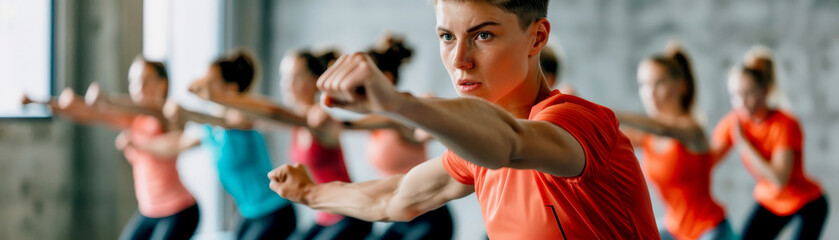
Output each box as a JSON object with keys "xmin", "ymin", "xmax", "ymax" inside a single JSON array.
[{"xmin": 617, "ymin": 44, "xmax": 734, "ymax": 240}]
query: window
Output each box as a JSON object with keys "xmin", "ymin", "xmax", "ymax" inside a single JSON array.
[{"xmin": 0, "ymin": 0, "xmax": 53, "ymax": 118}]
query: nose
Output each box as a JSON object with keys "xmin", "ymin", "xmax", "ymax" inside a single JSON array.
[{"xmin": 451, "ymin": 41, "xmax": 474, "ymax": 70}]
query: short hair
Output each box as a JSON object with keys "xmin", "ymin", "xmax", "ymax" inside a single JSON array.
[
  {"xmin": 435, "ymin": 0, "xmax": 549, "ymax": 30},
  {"xmin": 213, "ymin": 49, "xmax": 257, "ymax": 93}
]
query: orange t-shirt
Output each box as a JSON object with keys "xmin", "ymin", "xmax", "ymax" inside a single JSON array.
[
  {"xmin": 712, "ymin": 110, "xmax": 822, "ymax": 216},
  {"xmin": 367, "ymin": 129, "xmax": 427, "ymax": 176},
  {"xmin": 123, "ymin": 116, "xmax": 196, "ymax": 218},
  {"xmin": 641, "ymin": 135, "xmax": 726, "ymax": 239},
  {"xmin": 442, "ymin": 90, "xmax": 659, "ymax": 239}
]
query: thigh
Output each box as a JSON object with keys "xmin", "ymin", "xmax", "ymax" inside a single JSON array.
[
  {"xmin": 795, "ymin": 195, "xmax": 829, "ymax": 240},
  {"xmin": 742, "ymin": 203, "xmax": 792, "ymax": 240},
  {"xmin": 150, "ymin": 205, "xmax": 200, "ymax": 240},
  {"xmin": 119, "ymin": 211, "xmax": 157, "ymax": 240},
  {"xmin": 314, "ymin": 217, "xmax": 372, "ymax": 240},
  {"xmin": 240, "ymin": 204, "xmax": 297, "ymax": 240}
]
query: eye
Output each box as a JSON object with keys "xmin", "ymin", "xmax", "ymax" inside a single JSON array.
[
  {"xmin": 476, "ymin": 32, "xmax": 493, "ymax": 40},
  {"xmin": 440, "ymin": 33, "xmax": 453, "ymax": 42}
]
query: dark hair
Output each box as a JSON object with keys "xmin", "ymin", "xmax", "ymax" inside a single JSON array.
[
  {"xmin": 435, "ymin": 0, "xmax": 549, "ymax": 30},
  {"xmin": 540, "ymin": 45, "xmax": 560, "ymax": 77},
  {"xmin": 736, "ymin": 65, "xmax": 771, "ymax": 90},
  {"xmin": 297, "ymin": 50, "xmax": 339, "ymax": 77},
  {"xmin": 132, "ymin": 55, "xmax": 169, "ymax": 80},
  {"xmin": 646, "ymin": 46, "xmax": 696, "ymax": 112},
  {"xmin": 368, "ymin": 34, "xmax": 413, "ymax": 85},
  {"xmin": 213, "ymin": 49, "xmax": 257, "ymax": 93},
  {"xmin": 745, "ymin": 55, "xmax": 776, "ymax": 91},
  {"xmin": 132, "ymin": 55, "xmax": 169, "ymax": 96}
]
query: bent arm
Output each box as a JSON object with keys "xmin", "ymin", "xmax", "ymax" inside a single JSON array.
[
  {"xmin": 739, "ymin": 141, "xmax": 794, "ymax": 187},
  {"xmin": 296, "ymin": 157, "xmax": 473, "ymax": 222}
]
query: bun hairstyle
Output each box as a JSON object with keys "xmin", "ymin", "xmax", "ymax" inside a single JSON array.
[
  {"xmin": 299, "ymin": 49, "xmax": 340, "ymax": 77},
  {"xmin": 367, "ymin": 33, "xmax": 413, "ymax": 85},
  {"xmin": 213, "ymin": 49, "xmax": 257, "ymax": 93},
  {"xmin": 743, "ymin": 46, "xmax": 776, "ymax": 91},
  {"xmin": 645, "ymin": 42, "xmax": 696, "ymax": 113}
]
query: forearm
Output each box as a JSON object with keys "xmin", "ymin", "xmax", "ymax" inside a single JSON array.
[
  {"xmin": 305, "ymin": 175, "xmax": 415, "ymax": 222},
  {"xmin": 741, "ymin": 145, "xmax": 788, "ymax": 186},
  {"xmin": 99, "ymin": 95, "xmax": 165, "ymax": 119},
  {"xmin": 615, "ymin": 111, "xmax": 668, "ymax": 136},
  {"xmin": 387, "ymin": 95, "xmax": 520, "ymax": 169},
  {"xmin": 132, "ymin": 131, "xmax": 193, "ymax": 157},
  {"xmin": 211, "ymin": 94, "xmax": 307, "ymax": 127}
]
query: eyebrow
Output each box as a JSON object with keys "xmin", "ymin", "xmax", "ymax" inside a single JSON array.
[{"xmin": 437, "ymin": 21, "xmax": 501, "ymax": 33}]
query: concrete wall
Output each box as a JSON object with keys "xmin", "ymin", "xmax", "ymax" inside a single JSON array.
[
  {"xmin": 0, "ymin": 0, "xmax": 141, "ymax": 239},
  {"xmin": 264, "ymin": 0, "xmax": 839, "ymax": 239}
]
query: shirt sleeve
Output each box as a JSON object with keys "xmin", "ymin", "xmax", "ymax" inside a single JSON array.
[
  {"xmin": 531, "ymin": 103, "xmax": 618, "ymax": 180},
  {"xmin": 441, "ymin": 150, "xmax": 475, "ymax": 185}
]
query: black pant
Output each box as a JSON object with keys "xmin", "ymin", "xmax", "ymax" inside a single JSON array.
[
  {"xmin": 236, "ymin": 204, "xmax": 296, "ymax": 240},
  {"xmin": 293, "ymin": 216, "xmax": 372, "ymax": 240},
  {"xmin": 743, "ymin": 195, "xmax": 829, "ymax": 240},
  {"xmin": 119, "ymin": 204, "xmax": 200, "ymax": 240},
  {"xmin": 379, "ymin": 205, "xmax": 454, "ymax": 240}
]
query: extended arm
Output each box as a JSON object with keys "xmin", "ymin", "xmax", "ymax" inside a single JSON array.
[
  {"xmin": 316, "ymin": 53, "xmax": 585, "ymax": 177},
  {"xmin": 615, "ymin": 111, "xmax": 709, "ymax": 152},
  {"xmin": 269, "ymin": 157, "xmax": 473, "ymax": 222}
]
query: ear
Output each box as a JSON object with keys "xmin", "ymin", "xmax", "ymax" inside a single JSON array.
[{"xmin": 528, "ymin": 18, "xmax": 551, "ymax": 56}]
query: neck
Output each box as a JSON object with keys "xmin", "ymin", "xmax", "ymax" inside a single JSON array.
[{"xmin": 493, "ymin": 63, "xmax": 552, "ymax": 119}]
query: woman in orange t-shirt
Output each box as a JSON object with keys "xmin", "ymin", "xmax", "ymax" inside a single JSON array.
[
  {"xmin": 618, "ymin": 44, "xmax": 733, "ymax": 240},
  {"xmin": 712, "ymin": 52, "xmax": 827, "ymax": 239}
]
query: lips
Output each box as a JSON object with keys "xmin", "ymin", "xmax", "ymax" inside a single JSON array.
[{"xmin": 456, "ymin": 79, "xmax": 482, "ymax": 92}]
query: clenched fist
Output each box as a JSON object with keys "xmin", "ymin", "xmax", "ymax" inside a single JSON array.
[
  {"xmin": 317, "ymin": 52, "xmax": 405, "ymax": 114},
  {"xmin": 268, "ymin": 163, "xmax": 317, "ymax": 204}
]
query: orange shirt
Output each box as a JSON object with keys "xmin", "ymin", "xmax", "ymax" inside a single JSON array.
[
  {"xmin": 123, "ymin": 116, "xmax": 196, "ymax": 218},
  {"xmin": 712, "ymin": 110, "xmax": 822, "ymax": 216},
  {"xmin": 641, "ymin": 135, "xmax": 726, "ymax": 239},
  {"xmin": 442, "ymin": 91, "xmax": 659, "ymax": 239},
  {"xmin": 366, "ymin": 129, "xmax": 427, "ymax": 176}
]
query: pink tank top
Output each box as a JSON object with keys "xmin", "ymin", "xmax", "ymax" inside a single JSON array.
[
  {"xmin": 290, "ymin": 128, "xmax": 351, "ymax": 226},
  {"xmin": 366, "ymin": 129, "xmax": 427, "ymax": 176},
  {"xmin": 123, "ymin": 116, "xmax": 196, "ymax": 218}
]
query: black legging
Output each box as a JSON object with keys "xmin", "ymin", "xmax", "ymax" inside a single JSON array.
[
  {"xmin": 379, "ymin": 205, "xmax": 454, "ymax": 240},
  {"xmin": 236, "ymin": 204, "xmax": 296, "ymax": 240},
  {"xmin": 119, "ymin": 204, "xmax": 200, "ymax": 240},
  {"xmin": 293, "ymin": 216, "xmax": 372, "ymax": 240},
  {"xmin": 743, "ymin": 195, "xmax": 829, "ymax": 240}
]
